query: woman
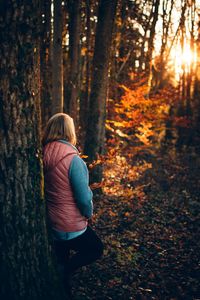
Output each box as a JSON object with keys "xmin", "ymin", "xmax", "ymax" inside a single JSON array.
[{"xmin": 42, "ymin": 113, "xmax": 103, "ymax": 296}]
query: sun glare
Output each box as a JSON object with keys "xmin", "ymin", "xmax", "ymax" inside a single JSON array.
[
  {"xmin": 181, "ymin": 44, "xmax": 193, "ymax": 66},
  {"xmin": 171, "ymin": 42, "xmax": 197, "ymax": 81}
]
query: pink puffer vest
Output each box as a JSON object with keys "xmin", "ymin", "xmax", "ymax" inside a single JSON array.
[{"xmin": 43, "ymin": 141, "xmax": 88, "ymax": 232}]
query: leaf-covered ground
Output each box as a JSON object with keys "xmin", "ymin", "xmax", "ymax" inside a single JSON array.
[{"xmin": 72, "ymin": 144, "xmax": 200, "ymax": 300}]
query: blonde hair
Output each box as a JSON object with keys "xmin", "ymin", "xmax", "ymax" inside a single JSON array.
[{"xmin": 42, "ymin": 113, "xmax": 77, "ymax": 146}]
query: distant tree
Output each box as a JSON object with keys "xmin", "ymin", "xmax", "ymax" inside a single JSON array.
[
  {"xmin": 160, "ymin": 1, "xmax": 174, "ymax": 66},
  {"xmin": 113, "ymin": 0, "xmax": 140, "ymax": 83},
  {"xmin": 52, "ymin": 0, "xmax": 63, "ymax": 113},
  {"xmin": 194, "ymin": 16, "xmax": 200, "ymax": 95},
  {"xmin": 153, "ymin": 0, "xmax": 174, "ymax": 90},
  {"xmin": 80, "ymin": 0, "xmax": 92, "ymax": 135},
  {"xmin": 0, "ymin": 1, "xmax": 64, "ymax": 299},
  {"xmin": 194, "ymin": 14, "xmax": 200, "ymax": 133},
  {"xmin": 146, "ymin": 0, "xmax": 160, "ymax": 72},
  {"xmin": 84, "ymin": 0, "xmax": 118, "ymax": 182}
]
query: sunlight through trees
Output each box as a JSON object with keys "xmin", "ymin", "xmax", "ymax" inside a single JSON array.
[{"xmin": 0, "ymin": 1, "xmax": 200, "ymax": 299}]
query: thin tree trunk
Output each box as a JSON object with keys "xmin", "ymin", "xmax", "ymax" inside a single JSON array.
[
  {"xmin": 158, "ymin": 0, "xmax": 174, "ymax": 88},
  {"xmin": 116, "ymin": 0, "xmax": 127, "ymax": 81},
  {"xmin": 41, "ymin": 0, "xmax": 52, "ymax": 125},
  {"xmin": 80, "ymin": 0, "xmax": 91, "ymax": 134},
  {"xmin": 160, "ymin": 0, "xmax": 174, "ymax": 59},
  {"xmin": 84, "ymin": 0, "xmax": 118, "ymax": 183},
  {"xmin": 63, "ymin": 2, "xmax": 70, "ymax": 113},
  {"xmin": 186, "ymin": 1, "xmax": 196, "ymax": 116},
  {"xmin": 79, "ymin": 0, "xmax": 92, "ymax": 144},
  {"xmin": 146, "ymin": 0, "xmax": 160, "ymax": 72},
  {"xmin": 193, "ymin": 11, "xmax": 200, "ymax": 129},
  {"xmin": 85, "ymin": 0, "xmax": 91, "ymax": 116},
  {"xmin": 147, "ymin": 0, "xmax": 160, "ymax": 96},
  {"xmin": 52, "ymin": 0, "xmax": 63, "ymax": 114},
  {"xmin": 0, "ymin": 1, "xmax": 64, "ymax": 299},
  {"xmin": 139, "ymin": 4, "xmax": 154, "ymax": 72},
  {"xmin": 67, "ymin": 0, "xmax": 81, "ymax": 126}
]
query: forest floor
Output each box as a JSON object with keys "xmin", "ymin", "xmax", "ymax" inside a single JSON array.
[{"xmin": 72, "ymin": 141, "xmax": 200, "ymax": 300}]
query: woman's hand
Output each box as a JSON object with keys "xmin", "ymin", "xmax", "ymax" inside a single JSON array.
[
  {"xmin": 90, "ymin": 182, "xmax": 102, "ymax": 190},
  {"xmin": 88, "ymin": 214, "xmax": 97, "ymax": 226}
]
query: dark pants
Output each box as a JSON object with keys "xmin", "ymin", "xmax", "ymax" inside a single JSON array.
[{"xmin": 53, "ymin": 226, "xmax": 104, "ymax": 278}]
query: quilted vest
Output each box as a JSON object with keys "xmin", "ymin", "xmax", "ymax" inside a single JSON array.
[{"xmin": 43, "ymin": 141, "xmax": 88, "ymax": 232}]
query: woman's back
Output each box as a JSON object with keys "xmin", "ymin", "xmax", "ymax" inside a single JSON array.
[{"xmin": 43, "ymin": 140, "xmax": 88, "ymax": 232}]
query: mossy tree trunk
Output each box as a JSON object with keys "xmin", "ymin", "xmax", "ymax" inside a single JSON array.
[{"xmin": 0, "ymin": 1, "xmax": 64, "ymax": 299}]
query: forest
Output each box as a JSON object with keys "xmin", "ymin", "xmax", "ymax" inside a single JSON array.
[{"xmin": 0, "ymin": 0, "xmax": 200, "ymax": 299}]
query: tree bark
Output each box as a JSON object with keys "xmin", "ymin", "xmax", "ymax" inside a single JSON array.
[
  {"xmin": 84, "ymin": 0, "xmax": 118, "ymax": 182},
  {"xmin": 67, "ymin": 0, "xmax": 81, "ymax": 126},
  {"xmin": 52, "ymin": 0, "xmax": 63, "ymax": 114},
  {"xmin": 41, "ymin": 0, "xmax": 53, "ymax": 125},
  {"xmin": 80, "ymin": 0, "xmax": 91, "ymax": 135},
  {"xmin": 0, "ymin": 1, "xmax": 64, "ymax": 299},
  {"xmin": 146, "ymin": 0, "xmax": 160, "ymax": 72}
]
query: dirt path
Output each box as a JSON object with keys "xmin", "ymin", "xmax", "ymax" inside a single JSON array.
[{"xmin": 72, "ymin": 147, "xmax": 200, "ymax": 300}]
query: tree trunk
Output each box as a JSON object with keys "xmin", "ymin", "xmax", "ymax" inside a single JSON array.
[
  {"xmin": 146, "ymin": 0, "xmax": 160, "ymax": 96},
  {"xmin": 0, "ymin": 2, "xmax": 64, "ymax": 299},
  {"xmin": 193, "ymin": 14, "xmax": 200, "ymax": 145},
  {"xmin": 67, "ymin": 0, "xmax": 81, "ymax": 126},
  {"xmin": 146, "ymin": 0, "xmax": 160, "ymax": 72},
  {"xmin": 138, "ymin": 3, "xmax": 154, "ymax": 73},
  {"xmin": 80, "ymin": 0, "xmax": 91, "ymax": 136},
  {"xmin": 116, "ymin": 0, "xmax": 127, "ymax": 82},
  {"xmin": 41, "ymin": 0, "xmax": 53, "ymax": 125},
  {"xmin": 158, "ymin": 0, "xmax": 174, "ymax": 88},
  {"xmin": 84, "ymin": 0, "xmax": 118, "ymax": 183},
  {"xmin": 52, "ymin": 0, "xmax": 63, "ymax": 114}
]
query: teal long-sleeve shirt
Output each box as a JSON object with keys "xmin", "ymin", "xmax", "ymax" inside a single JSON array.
[{"xmin": 69, "ymin": 155, "xmax": 93, "ymax": 218}]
